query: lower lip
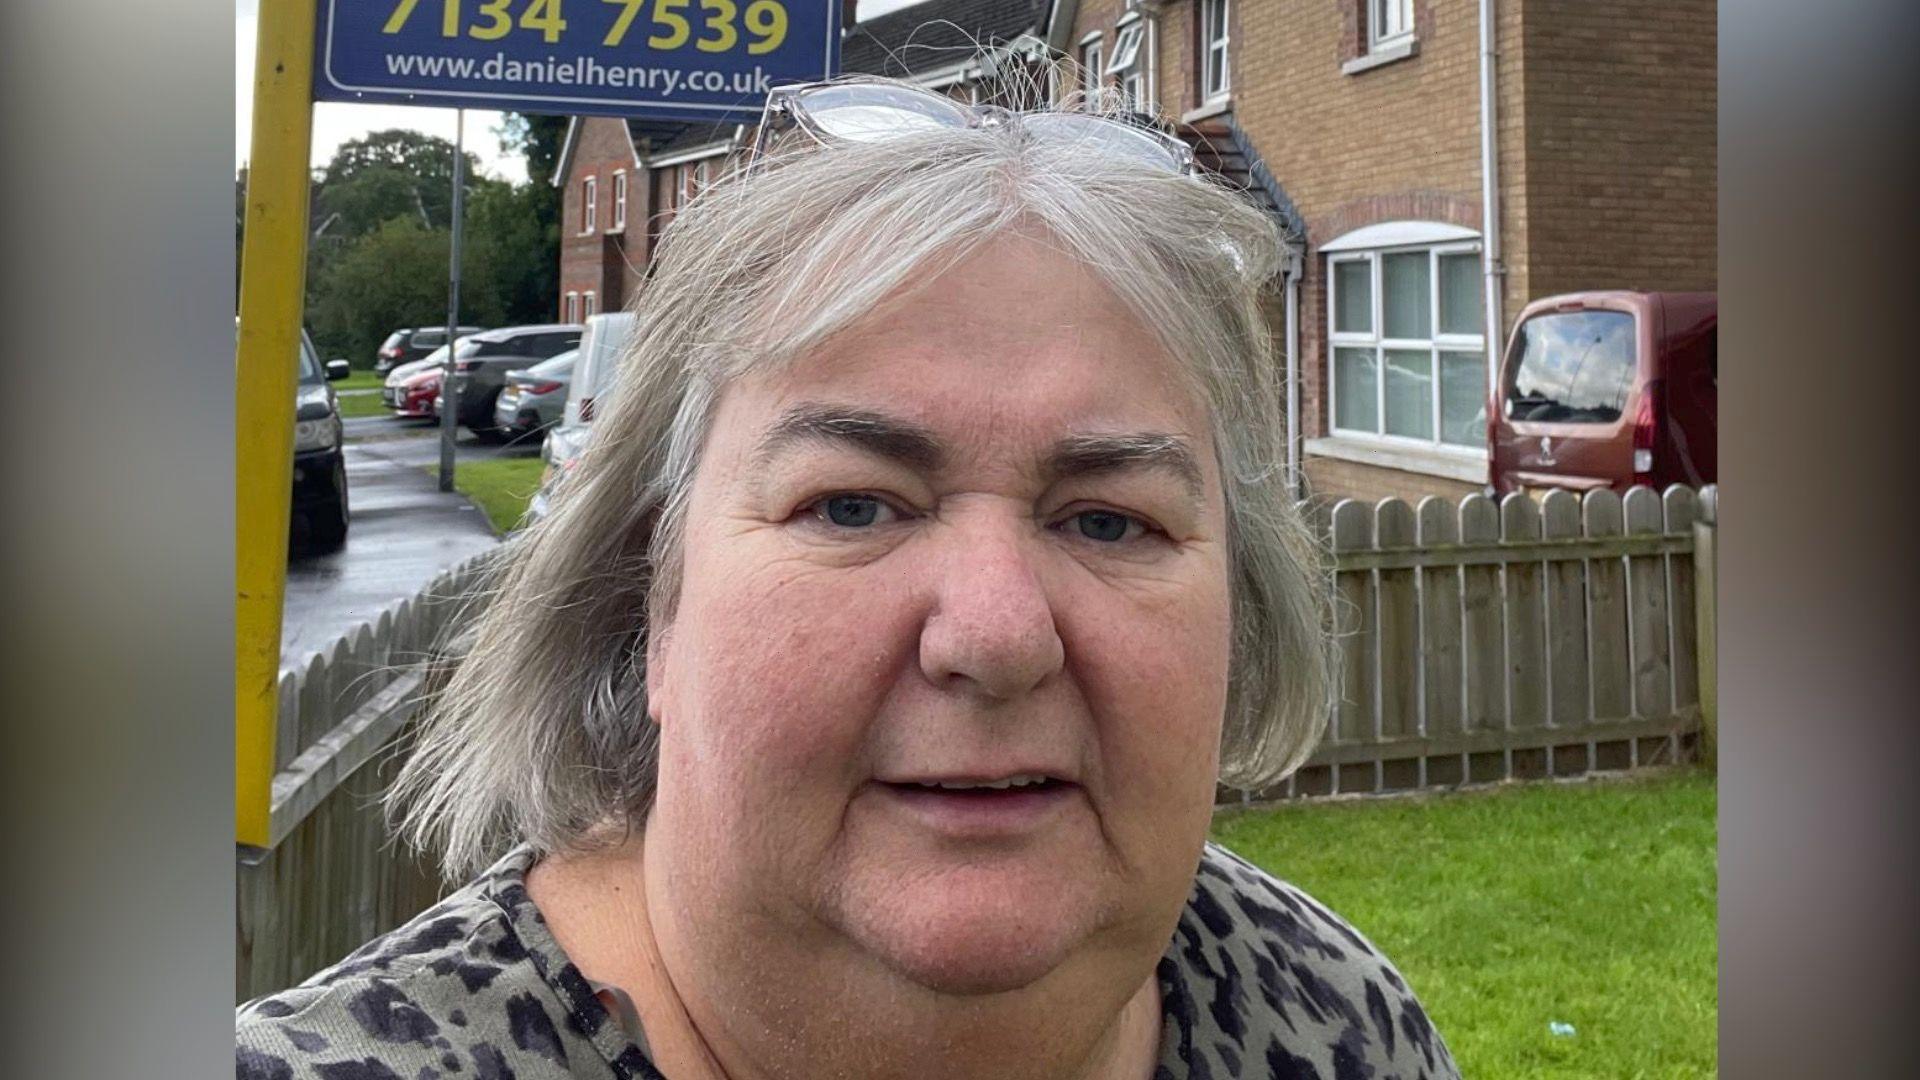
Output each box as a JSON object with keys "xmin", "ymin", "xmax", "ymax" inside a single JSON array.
[{"xmin": 875, "ymin": 782, "xmax": 1078, "ymax": 837}]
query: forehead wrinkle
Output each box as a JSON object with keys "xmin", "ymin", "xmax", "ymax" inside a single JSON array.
[
  {"xmin": 1045, "ymin": 432, "xmax": 1206, "ymax": 500},
  {"xmin": 751, "ymin": 402, "xmax": 946, "ymax": 474}
]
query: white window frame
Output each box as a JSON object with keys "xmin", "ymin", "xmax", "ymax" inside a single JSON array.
[
  {"xmin": 1079, "ymin": 33, "xmax": 1103, "ymax": 107},
  {"xmin": 1326, "ymin": 241, "xmax": 1488, "ymax": 453},
  {"xmin": 1106, "ymin": 16, "xmax": 1151, "ymax": 113},
  {"xmin": 1200, "ymin": 0, "xmax": 1231, "ymax": 101},
  {"xmin": 611, "ymin": 170, "xmax": 627, "ymax": 231},
  {"xmin": 581, "ymin": 176, "xmax": 596, "ymax": 234},
  {"xmin": 583, "ymin": 291, "xmax": 597, "ymax": 318},
  {"xmin": 564, "ymin": 291, "xmax": 579, "ymax": 322},
  {"xmin": 1371, "ymin": 0, "xmax": 1415, "ymax": 52}
]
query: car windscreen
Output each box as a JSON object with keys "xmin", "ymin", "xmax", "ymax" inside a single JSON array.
[
  {"xmin": 298, "ymin": 333, "xmax": 324, "ymax": 384},
  {"xmin": 1504, "ymin": 310, "xmax": 1636, "ymax": 423}
]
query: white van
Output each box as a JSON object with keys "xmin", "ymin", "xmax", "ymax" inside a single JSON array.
[{"xmin": 531, "ymin": 311, "xmax": 633, "ymax": 521}]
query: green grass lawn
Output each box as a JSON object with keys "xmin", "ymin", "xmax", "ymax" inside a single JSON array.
[
  {"xmin": 334, "ymin": 390, "xmax": 389, "ymax": 418},
  {"xmin": 1211, "ymin": 769, "xmax": 1716, "ymax": 1079},
  {"xmin": 334, "ymin": 369, "xmax": 385, "ymax": 392},
  {"xmin": 448, "ymin": 456, "xmax": 546, "ymax": 534}
]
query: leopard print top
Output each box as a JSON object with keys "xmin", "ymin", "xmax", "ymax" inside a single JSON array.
[{"xmin": 237, "ymin": 843, "xmax": 1458, "ymax": 1079}]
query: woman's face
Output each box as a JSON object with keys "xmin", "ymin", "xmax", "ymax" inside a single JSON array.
[{"xmin": 646, "ymin": 233, "xmax": 1232, "ymax": 996}]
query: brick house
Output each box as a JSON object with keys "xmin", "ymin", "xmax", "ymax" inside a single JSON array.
[
  {"xmin": 558, "ymin": 0, "xmax": 1714, "ymax": 503},
  {"xmin": 1062, "ymin": 0, "xmax": 1716, "ymax": 502},
  {"xmin": 552, "ymin": 0, "xmax": 1057, "ymax": 322}
]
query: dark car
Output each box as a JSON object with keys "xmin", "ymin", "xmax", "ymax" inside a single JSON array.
[
  {"xmin": 374, "ymin": 325, "xmax": 486, "ymax": 375},
  {"xmin": 292, "ymin": 329, "xmax": 352, "ymax": 553},
  {"xmin": 443, "ymin": 323, "xmax": 583, "ymax": 441},
  {"xmin": 1490, "ymin": 290, "xmax": 1716, "ymax": 497}
]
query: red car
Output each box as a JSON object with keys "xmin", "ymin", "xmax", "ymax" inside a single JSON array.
[
  {"xmin": 1490, "ymin": 290, "xmax": 1716, "ymax": 496},
  {"xmin": 391, "ymin": 367, "xmax": 442, "ymax": 419}
]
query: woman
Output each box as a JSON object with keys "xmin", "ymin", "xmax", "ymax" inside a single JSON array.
[{"xmin": 238, "ymin": 81, "xmax": 1458, "ymax": 1080}]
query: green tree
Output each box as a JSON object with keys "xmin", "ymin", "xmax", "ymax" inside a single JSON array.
[
  {"xmin": 465, "ymin": 176, "xmax": 559, "ymax": 327},
  {"xmin": 313, "ymin": 128, "xmax": 480, "ymax": 239},
  {"xmin": 307, "ymin": 217, "xmax": 517, "ymax": 365}
]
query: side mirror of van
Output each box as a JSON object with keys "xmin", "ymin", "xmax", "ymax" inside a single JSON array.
[{"xmin": 326, "ymin": 359, "xmax": 351, "ymax": 381}]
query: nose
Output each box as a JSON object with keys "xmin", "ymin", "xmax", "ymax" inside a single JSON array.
[{"xmin": 918, "ymin": 523, "xmax": 1065, "ymax": 701}]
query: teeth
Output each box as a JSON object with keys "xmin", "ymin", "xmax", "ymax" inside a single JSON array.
[{"xmin": 925, "ymin": 774, "xmax": 1050, "ymax": 791}]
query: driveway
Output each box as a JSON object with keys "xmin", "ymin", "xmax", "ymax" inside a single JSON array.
[{"xmin": 279, "ymin": 417, "xmax": 539, "ymax": 673}]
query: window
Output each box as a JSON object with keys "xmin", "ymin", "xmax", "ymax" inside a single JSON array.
[
  {"xmin": 564, "ymin": 291, "xmax": 579, "ymax": 322},
  {"xmin": 1079, "ymin": 34, "xmax": 1103, "ymax": 106},
  {"xmin": 1371, "ymin": 0, "xmax": 1414, "ymax": 51},
  {"xmin": 1328, "ymin": 244, "xmax": 1487, "ymax": 449},
  {"xmin": 1200, "ymin": 0, "xmax": 1230, "ymax": 100},
  {"xmin": 581, "ymin": 176, "xmax": 596, "ymax": 234},
  {"xmin": 611, "ymin": 170, "xmax": 627, "ymax": 230},
  {"xmin": 583, "ymin": 291, "xmax": 597, "ymax": 318},
  {"xmin": 1505, "ymin": 311, "xmax": 1637, "ymax": 423},
  {"xmin": 1106, "ymin": 18, "xmax": 1151, "ymax": 113}
]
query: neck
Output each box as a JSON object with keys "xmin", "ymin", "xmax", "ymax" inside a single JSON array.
[{"xmin": 529, "ymin": 829, "xmax": 1163, "ymax": 1080}]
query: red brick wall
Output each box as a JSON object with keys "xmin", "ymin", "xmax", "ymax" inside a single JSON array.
[{"xmin": 558, "ymin": 118, "xmax": 650, "ymax": 318}]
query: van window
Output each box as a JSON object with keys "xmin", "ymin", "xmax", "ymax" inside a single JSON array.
[
  {"xmin": 1505, "ymin": 310, "xmax": 1636, "ymax": 424},
  {"xmin": 413, "ymin": 329, "xmax": 446, "ymax": 348},
  {"xmin": 380, "ymin": 330, "xmax": 408, "ymax": 351}
]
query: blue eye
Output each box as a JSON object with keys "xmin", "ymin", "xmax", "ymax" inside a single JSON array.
[
  {"xmin": 822, "ymin": 495, "xmax": 884, "ymax": 527},
  {"xmin": 1074, "ymin": 510, "xmax": 1137, "ymax": 542}
]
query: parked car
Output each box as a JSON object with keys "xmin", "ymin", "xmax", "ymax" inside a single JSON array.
[
  {"xmin": 374, "ymin": 324, "xmax": 485, "ymax": 375},
  {"xmin": 238, "ymin": 318, "xmax": 351, "ymax": 552},
  {"xmin": 531, "ymin": 313, "xmax": 632, "ymax": 521},
  {"xmin": 392, "ymin": 366, "xmax": 443, "ymax": 420},
  {"xmin": 442, "ymin": 323, "xmax": 583, "ymax": 441},
  {"xmin": 292, "ymin": 328, "xmax": 352, "ymax": 553},
  {"xmin": 384, "ymin": 341, "xmax": 460, "ymax": 402},
  {"xmin": 492, "ymin": 349, "xmax": 577, "ymax": 440},
  {"xmin": 1490, "ymin": 290, "xmax": 1716, "ymax": 497}
]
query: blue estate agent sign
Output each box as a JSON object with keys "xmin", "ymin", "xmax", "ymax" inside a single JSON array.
[{"xmin": 314, "ymin": 0, "xmax": 841, "ymax": 122}]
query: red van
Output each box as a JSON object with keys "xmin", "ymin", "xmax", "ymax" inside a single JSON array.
[{"xmin": 1489, "ymin": 290, "xmax": 1716, "ymax": 496}]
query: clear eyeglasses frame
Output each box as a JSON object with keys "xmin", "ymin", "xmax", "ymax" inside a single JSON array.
[{"xmin": 748, "ymin": 78, "xmax": 1198, "ymax": 178}]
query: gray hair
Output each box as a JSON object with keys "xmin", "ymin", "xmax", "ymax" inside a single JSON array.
[{"xmin": 392, "ymin": 82, "xmax": 1331, "ymax": 878}]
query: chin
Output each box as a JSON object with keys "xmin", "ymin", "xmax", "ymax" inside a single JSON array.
[{"xmin": 834, "ymin": 860, "xmax": 1106, "ymax": 996}]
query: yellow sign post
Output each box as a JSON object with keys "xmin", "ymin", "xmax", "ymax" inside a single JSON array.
[{"xmin": 236, "ymin": 0, "xmax": 318, "ymax": 848}]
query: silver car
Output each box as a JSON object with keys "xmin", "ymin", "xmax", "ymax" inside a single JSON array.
[{"xmin": 492, "ymin": 349, "xmax": 577, "ymax": 440}]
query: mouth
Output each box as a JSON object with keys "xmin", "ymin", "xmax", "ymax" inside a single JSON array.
[
  {"xmin": 873, "ymin": 774, "xmax": 1079, "ymax": 835},
  {"xmin": 886, "ymin": 773, "xmax": 1066, "ymax": 794}
]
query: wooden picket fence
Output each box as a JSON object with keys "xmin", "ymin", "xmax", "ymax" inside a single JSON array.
[
  {"xmin": 1232, "ymin": 484, "xmax": 1718, "ymax": 801},
  {"xmin": 236, "ymin": 486, "xmax": 1718, "ymax": 1001},
  {"xmin": 235, "ymin": 554, "xmax": 497, "ymax": 1003}
]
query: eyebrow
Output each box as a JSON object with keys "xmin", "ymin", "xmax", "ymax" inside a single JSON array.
[
  {"xmin": 1044, "ymin": 432, "xmax": 1204, "ymax": 499},
  {"xmin": 753, "ymin": 404, "xmax": 945, "ymax": 472},
  {"xmin": 753, "ymin": 404, "xmax": 1204, "ymax": 497}
]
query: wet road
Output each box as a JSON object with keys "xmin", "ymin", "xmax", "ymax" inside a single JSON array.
[{"xmin": 279, "ymin": 416, "xmax": 540, "ymax": 673}]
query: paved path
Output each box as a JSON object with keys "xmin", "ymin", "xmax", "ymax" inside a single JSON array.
[{"xmin": 279, "ymin": 419, "xmax": 535, "ymax": 674}]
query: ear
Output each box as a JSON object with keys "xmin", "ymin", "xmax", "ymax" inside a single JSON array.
[{"xmin": 644, "ymin": 623, "xmax": 673, "ymax": 726}]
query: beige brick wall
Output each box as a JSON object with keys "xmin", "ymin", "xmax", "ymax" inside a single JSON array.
[
  {"xmin": 1518, "ymin": 0, "xmax": 1717, "ymax": 298},
  {"xmin": 1065, "ymin": 1, "xmax": 1711, "ymax": 503},
  {"xmin": 1302, "ymin": 455, "xmax": 1483, "ymax": 507}
]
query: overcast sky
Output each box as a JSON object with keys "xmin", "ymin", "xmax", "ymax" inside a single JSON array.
[{"xmin": 234, "ymin": 0, "xmax": 932, "ymax": 183}]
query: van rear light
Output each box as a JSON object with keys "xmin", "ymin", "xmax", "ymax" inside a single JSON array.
[
  {"xmin": 578, "ymin": 396, "xmax": 595, "ymax": 422},
  {"xmin": 1632, "ymin": 380, "xmax": 1661, "ymax": 485},
  {"xmin": 524, "ymin": 380, "xmax": 563, "ymax": 395}
]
